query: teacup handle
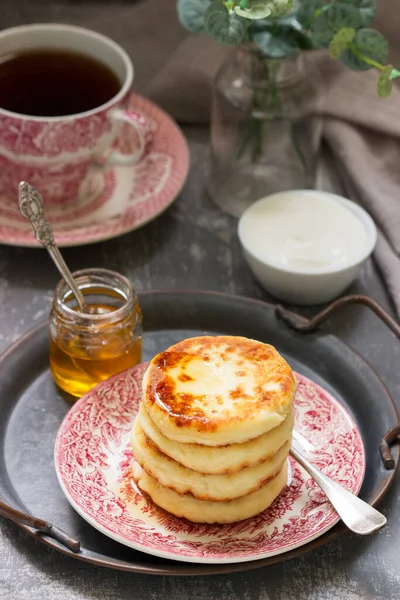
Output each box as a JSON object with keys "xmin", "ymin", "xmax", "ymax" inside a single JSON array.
[{"xmin": 104, "ymin": 109, "xmax": 151, "ymax": 166}]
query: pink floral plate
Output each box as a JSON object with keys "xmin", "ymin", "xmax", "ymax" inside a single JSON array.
[
  {"xmin": 0, "ymin": 94, "xmax": 189, "ymax": 248},
  {"xmin": 55, "ymin": 363, "xmax": 366, "ymax": 565}
]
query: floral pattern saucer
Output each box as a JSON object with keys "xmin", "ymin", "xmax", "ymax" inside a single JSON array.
[{"xmin": 0, "ymin": 94, "xmax": 189, "ymax": 247}]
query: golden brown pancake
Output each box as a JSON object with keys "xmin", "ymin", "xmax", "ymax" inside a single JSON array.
[
  {"xmin": 131, "ymin": 415, "xmax": 290, "ymax": 501},
  {"xmin": 137, "ymin": 402, "xmax": 294, "ymax": 474},
  {"xmin": 132, "ymin": 461, "xmax": 288, "ymax": 524},
  {"xmin": 142, "ymin": 336, "xmax": 296, "ymax": 446}
]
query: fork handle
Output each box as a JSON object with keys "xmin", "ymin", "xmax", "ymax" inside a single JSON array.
[{"xmin": 290, "ymin": 447, "xmax": 387, "ymax": 535}]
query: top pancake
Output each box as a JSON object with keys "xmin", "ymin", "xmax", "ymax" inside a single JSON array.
[{"xmin": 142, "ymin": 335, "xmax": 296, "ymax": 446}]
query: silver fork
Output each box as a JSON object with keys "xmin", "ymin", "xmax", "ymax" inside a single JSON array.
[{"xmin": 290, "ymin": 435, "xmax": 386, "ymax": 535}]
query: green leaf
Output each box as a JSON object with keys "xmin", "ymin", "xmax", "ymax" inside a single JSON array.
[
  {"xmin": 177, "ymin": 0, "xmax": 210, "ymax": 32},
  {"xmin": 250, "ymin": 1, "xmax": 301, "ymax": 30},
  {"xmin": 253, "ymin": 30, "xmax": 293, "ymax": 57},
  {"xmin": 329, "ymin": 27, "xmax": 355, "ymax": 59},
  {"xmin": 296, "ymin": 0, "xmax": 322, "ymax": 28},
  {"xmin": 253, "ymin": 23, "xmax": 312, "ymax": 57},
  {"xmin": 265, "ymin": 6, "xmax": 303, "ymax": 36},
  {"xmin": 311, "ymin": 4, "xmax": 363, "ymax": 49},
  {"xmin": 342, "ymin": 28, "xmax": 389, "ymax": 71},
  {"xmin": 267, "ymin": 0, "xmax": 293, "ymax": 18},
  {"xmin": 337, "ymin": 0, "xmax": 376, "ymax": 27},
  {"xmin": 390, "ymin": 68, "xmax": 400, "ymax": 80},
  {"xmin": 234, "ymin": 0, "xmax": 293, "ymax": 20},
  {"xmin": 234, "ymin": 4, "xmax": 272, "ymax": 19},
  {"xmin": 205, "ymin": 1, "xmax": 248, "ymax": 44},
  {"xmin": 377, "ymin": 64, "xmax": 393, "ymax": 97}
]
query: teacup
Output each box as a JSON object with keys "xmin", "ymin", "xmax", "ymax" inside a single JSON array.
[{"xmin": 0, "ymin": 23, "xmax": 150, "ymax": 206}]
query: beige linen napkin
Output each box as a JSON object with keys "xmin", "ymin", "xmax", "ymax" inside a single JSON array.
[{"xmin": 313, "ymin": 56, "xmax": 400, "ymax": 315}]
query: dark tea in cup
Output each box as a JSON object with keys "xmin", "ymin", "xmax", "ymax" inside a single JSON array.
[{"xmin": 0, "ymin": 49, "xmax": 121, "ymax": 117}]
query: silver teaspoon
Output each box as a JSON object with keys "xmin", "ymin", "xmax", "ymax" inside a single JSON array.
[
  {"xmin": 290, "ymin": 441, "xmax": 387, "ymax": 535},
  {"xmin": 18, "ymin": 181, "xmax": 88, "ymax": 313}
]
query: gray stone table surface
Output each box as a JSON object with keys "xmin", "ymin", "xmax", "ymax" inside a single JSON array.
[{"xmin": 0, "ymin": 2, "xmax": 400, "ymax": 600}]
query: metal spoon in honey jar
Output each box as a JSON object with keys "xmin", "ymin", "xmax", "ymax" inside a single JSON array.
[{"xmin": 18, "ymin": 181, "xmax": 89, "ymax": 314}]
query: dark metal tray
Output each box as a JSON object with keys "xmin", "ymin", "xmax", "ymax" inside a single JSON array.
[{"xmin": 0, "ymin": 291, "xmax": 399, "ymax": 576}]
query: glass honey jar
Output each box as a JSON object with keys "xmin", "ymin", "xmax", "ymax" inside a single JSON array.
[{"xmin": 49, "ymin": 268, "xmax": 142, "ymax": 398}]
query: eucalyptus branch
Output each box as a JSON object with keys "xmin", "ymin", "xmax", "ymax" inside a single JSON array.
[
  {"xmin": 176, "ymin": 0, "xmax": 398, "ymax": 96},
  {"xmin": 348, "ymin": 41, "xmax": 385, "ymax": 71},
  {"xmin": 300, "ymin": 2, "xmax": 333, "ymax": 30}
]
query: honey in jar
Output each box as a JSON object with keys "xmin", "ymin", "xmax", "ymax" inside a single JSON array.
[{"xmin": 49, "ymin": 268, "xmax": 142, "ymax": 398}]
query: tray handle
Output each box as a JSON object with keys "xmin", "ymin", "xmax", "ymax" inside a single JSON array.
[
  {"xmin": 276, "ymin": 294, "xmax": 400, "ymax": 471},
  {"xmin": 0, "ymin": 500, "xmax": 80, "ymax": 553}
]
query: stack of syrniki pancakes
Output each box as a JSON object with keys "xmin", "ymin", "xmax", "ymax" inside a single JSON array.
[{"xmin": 131, "ymin": 336, "xmax": 296, "ymax": 524}]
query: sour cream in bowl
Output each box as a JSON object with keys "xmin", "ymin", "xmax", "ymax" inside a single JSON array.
[{"xmin": 238, "ymin": 190, "xmax": 377, "ymax": 305}]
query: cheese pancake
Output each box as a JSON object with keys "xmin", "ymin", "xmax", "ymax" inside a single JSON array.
[
  {"xmin": 142, "ymin": 336, "xmax": 296, "ymax": 446},
  {"xmin": 137, "ymin": 402, "xmax": 294, "ymax": 474},
  {"xmin": 132, "ymin": 461, "xmax": 288, "ymax": 524},
  {"xmin": 131, "ymin": 416, "xmax": 290, "ymax": 501}
]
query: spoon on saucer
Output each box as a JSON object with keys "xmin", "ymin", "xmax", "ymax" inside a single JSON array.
[
  {"xmin": 18, "ymin": 181, "xmax": 88, "ymax": 313},
  {"xmin": 291, "ymin": 436, "xmax": 386, "ymax": 535}
]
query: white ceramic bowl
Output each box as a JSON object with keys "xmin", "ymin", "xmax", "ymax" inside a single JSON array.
[{"xmin": 238, "ymin": 190, "xmax": 377, "ymax": 305}]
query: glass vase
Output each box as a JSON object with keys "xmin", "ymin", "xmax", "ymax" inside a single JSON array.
[{"xmin": 208, "ymin": 47, "xmax": 322, "ymax": 217}]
